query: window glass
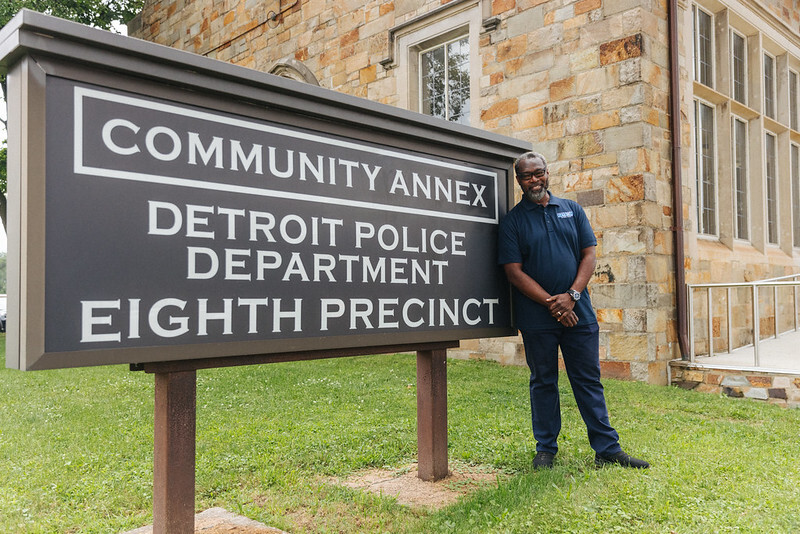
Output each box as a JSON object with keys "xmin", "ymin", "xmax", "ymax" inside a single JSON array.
[
  {"xmin": 791, "ymin": 71, "xmax": 798, "ymax": 131},
  {"xmin": 694, "ymin": 7, "xmax": 713, "ymax": 86},
  {"xmin": 733, "ymin": 117, "xmax": 748, "ymax": 240},
  {"xmin": 764, "ymin": 54, "xmax": 776, "ymax": 119},
  {"xmin": 695, "ymin": 100, "xmax": 716, "ymax": 235},
  {"xmin": 732, "ymin": 31, "xmax": 746, "ymax": 104},
  {"xmin": 766, "ymin": 133, "xmax": 778, "ymax": 243},
  {"xmin": 420, "ymin": 36, "xmax": 470, "ymax": 124}
]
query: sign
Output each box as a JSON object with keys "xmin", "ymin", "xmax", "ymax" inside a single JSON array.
[{"xmin": 1, "ymin": 10, "xmax": 528, "ymax": 370}]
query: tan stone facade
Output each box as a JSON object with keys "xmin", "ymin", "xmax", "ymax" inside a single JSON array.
[{"xmin": 130, "ymin": 0, "xmax": 800, "ymax": 385}]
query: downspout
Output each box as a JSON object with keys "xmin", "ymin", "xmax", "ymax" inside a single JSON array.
[{"xmin": 669, "ymin": 0, "xmax": 690, "ymax": 359}]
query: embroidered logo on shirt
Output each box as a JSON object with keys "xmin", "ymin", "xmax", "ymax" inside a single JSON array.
[{"xmin": 557, "ymin": 210, "xmax": 574, "ymax": 219}]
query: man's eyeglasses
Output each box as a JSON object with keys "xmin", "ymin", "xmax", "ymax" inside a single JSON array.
[{"xmin": 517, "ymin": 169, "xmax": 547, "ymax": 181}]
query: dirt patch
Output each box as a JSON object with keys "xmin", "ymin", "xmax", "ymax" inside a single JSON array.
[
  {"xmin": 123, "ymin": 507, "xmax": 287, "ymax": 534},
  {"xmin": 338, "ymin": 462, "xmax": 506, "ymax": 509},
  {"xmin": 124, "ymin": 463, "xmax": 505, "ymax": 533}
]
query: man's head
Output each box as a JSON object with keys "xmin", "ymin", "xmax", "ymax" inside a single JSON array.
[{"xmin": 514, "ymin": 152, "xmax": 549, "ymax": 204}]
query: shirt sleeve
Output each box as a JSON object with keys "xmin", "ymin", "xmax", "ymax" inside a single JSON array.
[
  {"xmin": 497, "ymin": 213, "xmax": 523, "ymax": 265},
  {"xmin": 573, "ymin": 203, "xmax": 597, "ymax": 249}
]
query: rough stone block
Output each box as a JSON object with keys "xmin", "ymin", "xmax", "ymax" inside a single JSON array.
[
  {"xmin": 768, "ymin": 388, "xmax": 788, "ymax": 399},
  {"xmin": 558, "ymin": 133, "xmax": 603, "ymax": 159},
  {"xmin": 576, "ymin": 68, "xmax": 613, "ymax": 95},
  {"xmin": 603, "ymin": 124, "xmax": 646, "ymax": 152},
  {"xmin": 512, "ymin": 107, "xmax": 544, "ymax": 130},
  {"xmin": 600, "ymin": 361, "xmax": 631, "ymax": 380},
  {"xmin": 606, "ymin": 174, "xmax": 644, "ymax": 203},
  {"xmin": 609, "ymin": 333, "xmax": 648, "ymax": 361},
  {"xmin": 550, "ymin": 76, "xmax": 576, "ymax": 101},
  {"xmin": 618, "ymin": 58, "xmax": 641, "ymax": 85},
  {"xmin": 602, "ymin": 228, "xmax": 646, "ymax": 254},
  {"xmin": 683, "ymin": 370, "xmax": 705, "ymax": 383},
  {"xmin": 564, "ymin": 171, "xmax": 592, "ymax": 192},
  {"xmin": 575, "ymin": 0, "xmax": 602, "ymax": 15},
  {"xmin": 772, "ymin": 376, "xmax": 792, "ymax": 388},
  {"xmin": 597, "ymin": 308, "xmax": 623, "ymax": 324},
  {"xmin": 747, "ymin": 376, "xmax": 773, "ymax": 388},
  {"xmin": 508, "ymin": 8, "xmax": 544, "ymax": 38},
  {"xmin": 543, "ymin": 102, "xmax": 569, "ymax": 123},
  {"xmin": 600, "ymin": 34, "xmax": 643, "ymax": 66},
  {"xmin": 744, "ymin": 388, "xmax": 769, "ymax": 400},
  {"xmin": 497, "ymin": 34, "xmax": 527, "ymax": 62},
  {"xmin": 721, "ymin": 375, "xmax": 751, "ymax": 387},
  {"xmin": 577, "ymin": 189, "xmax": 604, "ymax": 206},
  {"xmin": 571, "ymin": 95, "xmax": 602, "ymax": 115},
  {"xmin": 481, "ymin": 98, "xmax": 519, "ymax": 120},
  {"xmin": 590, "ymin": 110, "xmax": 620, "ymax": 130}
]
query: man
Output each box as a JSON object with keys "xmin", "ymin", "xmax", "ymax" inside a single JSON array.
[{"xmin": 498, "ymin": 151, "xmax": 648, "ymax": 470}]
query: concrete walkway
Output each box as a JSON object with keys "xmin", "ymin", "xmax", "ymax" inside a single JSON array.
[{"xmin": 693, "ymin": 328, "xmax": 800, "ymax": 373}]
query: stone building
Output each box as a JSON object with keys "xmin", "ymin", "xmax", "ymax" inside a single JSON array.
[{"xmin": 130, "ymin": 0, "xmax": 800, "ymax": 385}]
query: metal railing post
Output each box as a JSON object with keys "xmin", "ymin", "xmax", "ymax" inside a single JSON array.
[
  {"xmin": 726, "ymin": 286, "xmax": 733, "ymax": 353},
  {"xmin": 774, "ymin": 285, "xmax": 779, "ymax": 339},
  {"xmin": 752, "ymin": 284, "xmax": 760, "ymax": 367},
  {"xmin": 707, "ymin": 287, "xmax": 714, "ymax": 358}
]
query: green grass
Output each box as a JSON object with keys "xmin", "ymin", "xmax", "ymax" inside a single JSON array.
[{"xmin": 1, "ymin": 334, "xmax": 799, "ymax": 533}]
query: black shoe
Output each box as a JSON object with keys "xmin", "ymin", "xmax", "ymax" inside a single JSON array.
[
  {"xmin": 532, "ymin": 451, "xmax": 555, "ymax": 470},
  {"xmin": 595, "ymin": 450, "xmax": 649, "ymax": 469}
]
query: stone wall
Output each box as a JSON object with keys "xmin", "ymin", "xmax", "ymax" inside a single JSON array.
[
  {"xmin": 129, "ymin": 0, "xmax": 689, "ymax": 384},
  {"xmin": 671, "ymin": 361, "xmax": 800, "ymax": 408}
]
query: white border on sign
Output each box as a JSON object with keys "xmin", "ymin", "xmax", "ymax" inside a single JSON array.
[{"xmin": 73, "ymin": 86, "xmax": 500, "ymax": 224}]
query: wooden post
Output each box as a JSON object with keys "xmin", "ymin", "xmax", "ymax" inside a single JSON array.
[
  {"xmin": 153, "ymin": 370, "xmax": 197, "ymax": 534},
  {"xmin": 416, "ymin": 349, "xmax": 448, "ymax": 481}
]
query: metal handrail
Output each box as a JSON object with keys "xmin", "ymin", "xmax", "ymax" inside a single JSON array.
[{"xmin": 687, "ymin": 276, "xmax": 800, "ymax": 366}]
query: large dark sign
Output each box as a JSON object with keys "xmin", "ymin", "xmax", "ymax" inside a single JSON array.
[{"xmin": 2, "ymin": 10, "xmax": 528, "ymax": 370}]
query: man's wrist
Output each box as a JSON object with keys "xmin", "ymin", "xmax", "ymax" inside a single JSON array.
[{"xmin": 567, "ymin": 288, "xmax": 581, "ymax": 302}]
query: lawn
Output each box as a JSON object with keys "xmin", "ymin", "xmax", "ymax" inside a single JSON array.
[{"xmin": 1, "ymin": 334, "xmax": 799, "ymax": 533}]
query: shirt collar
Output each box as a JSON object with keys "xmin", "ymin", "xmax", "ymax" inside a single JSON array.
[{"xmin": 521, "ymin": 191, "xmax": 562, "ymax": 209}]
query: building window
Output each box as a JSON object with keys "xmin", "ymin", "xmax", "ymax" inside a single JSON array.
[
  {"xmin": 764, "ymin": 53, "xmax": 776, "ymax": 119},
  {"xmin": 390, "ymin": 0, "xmax": 481, "ymax": 126},
  {"xmin": 420, "ymin": 36, "xmax": 470, "ymax": 124},
  {"xmin": 732, "ymin": 117, "xmax": 748, "ymax": 240},
  {"xmin": 693, "ymin": 6, "xmax": 713, "ymax": 87},
  {"xmin": 695, "ymin": 100, "xmax": 717, "ymax": 235},
  {"xmin": 731, "ymin": 30, "xmax": 747, "ymax": 105},
  {"xmin": 793, "ymin": 144, "xmax": 800, "ymax": 247},
  {"xmin": 791, "ymin": 70, "xmax": 799, "ymax": 131},
  {"xmin": 765, "ymin": 132, "xmax": 778, "ymax": 244}
]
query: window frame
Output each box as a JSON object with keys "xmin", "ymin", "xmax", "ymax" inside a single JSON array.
[
  {"xmin": 693, "ymin": 5, "xmax": 714, "ymax": 88},
  {"xmin": 731, "ymin": 29, "xmax": 747, "ymax": 105},
  {"xmin": 765, "ymin": 131, "xmax": 779, "ymax": 245},
  {"xmin": 393, "ymin": 1, "xmax": 481, "ymax": 127},
  {"xmin": 793, "ymin": 143, "xmax": 800, "ymax": 248},
  {"xmin": 418, "ymin": 34, "xmax": 471, "ymax": 125},
  {"xmin": 695, "ymin": 98, "xmax": 718, "ymax": 236},
  {"xmin": 732, "ymin": 115, "xmax": 749, "ymax": 241},
  {"xmin": 791, "ymin": 69, "xmax": 799, "ymax": 131},
  {"xmin": 764, "ymin": 52, "xmax": 777, "ymax": 120}
]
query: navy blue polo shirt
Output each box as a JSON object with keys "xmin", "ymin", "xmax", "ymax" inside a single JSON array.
[{"xmin": 497, "ymin": 193, "xmax": 597, "ymax": 331}]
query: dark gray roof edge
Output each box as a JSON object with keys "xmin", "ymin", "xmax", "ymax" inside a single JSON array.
[{"xmin": 0, "ymin": 9, "xmax": 531, "ymax": 155}]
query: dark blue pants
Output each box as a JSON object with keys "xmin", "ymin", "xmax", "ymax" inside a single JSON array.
[{"xmin": 520, "ymin": 323, "xmax": 621, "ymax": 456}]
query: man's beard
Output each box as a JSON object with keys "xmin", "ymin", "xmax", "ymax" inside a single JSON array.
[{"xmin": 525, "ymin": 186, "xmax": 547, "ymax": 203}]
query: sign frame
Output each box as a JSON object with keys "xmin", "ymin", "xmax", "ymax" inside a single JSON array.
[{"xmin": 1, "ymin": 10, "xmax": 529, "ymax": 371}]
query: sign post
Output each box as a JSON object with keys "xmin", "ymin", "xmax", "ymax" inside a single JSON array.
[{"xmin": 0, "ymin": 10, "xmax": 529, "ymax": 532}]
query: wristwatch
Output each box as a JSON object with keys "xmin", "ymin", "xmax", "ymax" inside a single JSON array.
[{"xmin": 567, "ymin": 289, "xmax": 581, "ymax": 302}]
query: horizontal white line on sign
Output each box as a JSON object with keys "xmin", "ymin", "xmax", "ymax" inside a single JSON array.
[{"xmin": 73, "ymin": 86, "xmax": 500, "ymax": 224}]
